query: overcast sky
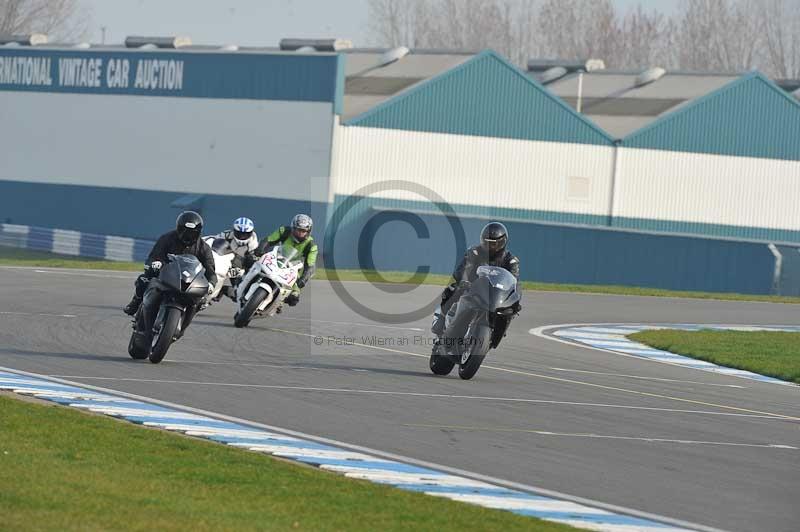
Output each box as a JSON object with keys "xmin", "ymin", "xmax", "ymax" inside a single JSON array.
[{"xmin": 83, "ymin": 0, "xmax": 680, "ymax": 48}]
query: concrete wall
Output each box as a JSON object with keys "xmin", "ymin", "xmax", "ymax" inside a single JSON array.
[
  {"xmin": 0, "ymin": 93, "xmax": 333, "ymax": 240},
  {"xmin": 333, "ymin": 208, "xmax": 783, "ymax": 295}
]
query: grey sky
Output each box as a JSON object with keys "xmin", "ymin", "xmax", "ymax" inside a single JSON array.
[{"xmin": 84, "ymin": 0, "xmax": 680, "ymax": 48}]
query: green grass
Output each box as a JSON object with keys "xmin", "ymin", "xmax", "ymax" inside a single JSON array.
[
  {"xmin": 0, "ymin": 394, "xmax": 574, "ymax": 532},
  {"xmin": 629, "ymin": 330, "xmax": 800, "ymax": 384},
  {"xmin": 3, "ymin": 244, "xmax": 800, "ymax": 304},
  {"xmin": 0, "ymin": 246, "xmax": 141, "ymax": 271}
]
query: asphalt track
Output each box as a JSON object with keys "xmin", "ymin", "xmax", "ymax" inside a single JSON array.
[{"xmin": 1, "ymin": 266, "xmax": 798, "ymax": 532}]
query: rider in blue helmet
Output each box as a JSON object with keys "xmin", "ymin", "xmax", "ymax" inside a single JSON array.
[{"xmin": 209, "ymin": 217, "xmax": 259, "ymax": 300}]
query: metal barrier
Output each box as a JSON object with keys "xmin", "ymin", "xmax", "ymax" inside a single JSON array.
[{"xmin": 0, "ymin": 223, "xmax": 153, "ymax": 262}]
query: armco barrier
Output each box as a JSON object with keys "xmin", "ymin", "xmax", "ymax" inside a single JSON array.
[{"xmin": 0, "ymin": 223, "xmax": 153, "ymax": 262}]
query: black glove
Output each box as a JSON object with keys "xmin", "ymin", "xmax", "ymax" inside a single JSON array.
[
  {"xmin": 458, "ymin": 280, "xmax": 471, "ymax": 291},
  {"xmin": 285, "ymin": 293, "xmax": 300, "ymax": 306},
  {"xmin": 296, "ymin": 278, "xmax": 306, "ymax": 289}
]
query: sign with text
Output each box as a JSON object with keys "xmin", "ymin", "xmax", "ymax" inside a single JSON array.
[{"xmin": 0, "ymin": 49, "xmax": 340, "ymax": 102}]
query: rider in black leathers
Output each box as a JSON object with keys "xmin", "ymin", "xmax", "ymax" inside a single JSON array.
[
  {"xmin": 431, "ymin": 222, "xmax": 520, "ymax": 336},
  {"xmin": 124, "ymin": 211, "xmax": 217, "ymax": 335}
]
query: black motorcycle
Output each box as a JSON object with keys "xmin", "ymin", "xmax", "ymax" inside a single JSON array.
[
  {"xmin": 430, "ymin": 266, "xmax": 521, "ymax": 380},
  {"xmin": 128, "ymin": 254, "xmax": 209, "ymax": 364}
]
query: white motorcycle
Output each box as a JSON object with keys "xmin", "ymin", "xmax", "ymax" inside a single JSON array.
[
  {"xmin": 202, "ymin": 236, "xmax": 237, "ymax": 304},
  {"xmin": 233, "ymin": 244, "xmax": 303, "ymax": 328}
]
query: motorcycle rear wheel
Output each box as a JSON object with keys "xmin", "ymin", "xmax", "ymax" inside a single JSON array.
[{"xmin": 149, "ymin": 307, "xmax": 181, "ymax": 364}]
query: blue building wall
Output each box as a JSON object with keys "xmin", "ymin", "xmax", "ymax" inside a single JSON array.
[
  {"xmin": 0, "ymin": 180, "xmax": 327, "ymax": 244},
  {"xmin": 329, "ymin": 208, "xmax": 779, "ymax": 295}
]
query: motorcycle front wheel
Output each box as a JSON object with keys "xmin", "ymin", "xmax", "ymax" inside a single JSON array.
[
  {"xmin": 458, "ymin": 327, "xmax": 492, "ymax": 380},
  {"xmin": 234, "ymin": 287, "xmax": 269, "ymax": 328},
  {"xmin": 149, "ymin": 307, "xmax": 181, "ymax": 364},
  {"xmin": 128, "ymin": 331, "xmax": 149, "ymax": 360},
  {"xmin": 429, "ymin": 343, "xmax": 455, "ymax": 375}
]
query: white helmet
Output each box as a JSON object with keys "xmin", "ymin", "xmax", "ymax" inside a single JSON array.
[{"xmin": 232, "ymin": 217, "xmax": 255, "ymax": 246}]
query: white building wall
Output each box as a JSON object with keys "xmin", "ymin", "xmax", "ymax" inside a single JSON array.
[
  {"xmin": 1, "ymin": 92, "xmax": 335, "ymax": 202},
  {"xmin": 613, "ymin": 147, "xmax": 800, "ymax": 235},
  {"xmin": 331, "ymin": 125, "xmax": 616, "ymax": 220}
]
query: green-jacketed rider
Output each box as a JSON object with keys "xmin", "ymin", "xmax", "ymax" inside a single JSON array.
[{"xmin": 251, "ymin": 214, "xmax": 318, "ymax": 307}]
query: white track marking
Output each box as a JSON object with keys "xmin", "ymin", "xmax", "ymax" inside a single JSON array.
[
  {"xmin": 169, "ymin": 359, "xmax": 326, "ymax": 370},
  {"xmin": 45, "ymin": 375, "xmax": 785, "ymax": 420},
  {"xmin": 29, "ymin": 269, "xmax": 133, "ymax": 279},
  {"xmin": 548, "ymin": 368, "xmax": 746, "ymax": 388},
  {"xmin": 273, "ymin": 315, "xmax": 426, "ymax": 332},
  {"xmin": 531, "ymin": 324, "xmax": 800, "ymax": 388},
  {"xmin": 426, "ymin": 493, "xmax": 612, "ymax": 514},
  {"xmin": 258, "ymin": 326, "xmax": 800, "ymax": 421},
  {"xmin": 321, "ymin": 468, "xmax": 496, "ymax": 488},
  {"xmin": 0, "ymin": 311, "xmax": 77, "ymax": 318},
  {"xmin": 405, "ymin": 424, "xmax": 798, "ymax": 450},
  {"xmin": 0, "ymin": 365, "xmax": 727, "ymax": 532}
]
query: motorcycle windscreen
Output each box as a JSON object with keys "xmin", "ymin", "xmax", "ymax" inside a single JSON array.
[
  {"xmin": 273, "ymin": 244, "xmax": 303, "ymax": 268},
  {"xmin": 209, "ymin": 238, "xmax": 234, "ymax": 256},
  {"xmin": 474, "ymin": 266, "xmax": 518, "ymax": 309},
  {"xmin": 160, "ymin": 254, "xmax": 205, "ymax": 293},
  {"xmin": 271, "ymin": 244, "xmax": 304, "ymax": 285}
]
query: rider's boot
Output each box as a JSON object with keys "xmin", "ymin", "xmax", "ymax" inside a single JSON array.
[
  {"xmin": 431, "ymin": 304, "xmax": 445, "ymax": 335},
  {"xmin": 123, "ymin": 295, "xmax": 142, "ymax": 316}
]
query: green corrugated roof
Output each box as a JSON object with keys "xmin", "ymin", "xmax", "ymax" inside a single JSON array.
[
  {"xmin": 344, "ymin": 50, "xmax": 613, "ymax": 146},
  {"xmin": 623, "ymin": 72, "xmax": 800, "ymax": 160}
]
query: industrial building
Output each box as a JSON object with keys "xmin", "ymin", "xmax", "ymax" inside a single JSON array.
[{"xmin": 1, "ymin": 35, "xmax": 798, "ymax": 294}]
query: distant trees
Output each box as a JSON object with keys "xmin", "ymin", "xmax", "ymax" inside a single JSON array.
[
  {"xmin": 0, "ymin": 0, "xmax": 90, "ymax": 42},
  {"xmin": 366, "ymin": 0, "xmax": 800, "ymax": 77}
]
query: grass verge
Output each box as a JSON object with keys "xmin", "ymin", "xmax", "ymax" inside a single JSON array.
[
  {"xmin": 629, "ymin": 329, "xmax": 800, "ymax": 384},
  {"xmin": 0, "ymin": 394, "xmax": 574, "ymax": 532},
  {"xmin": 3, "ymin": 245, "xmax": 800, "ymax": 304},
  {"xmin": 0, "ymin": 246, "xmax": 141, "ymax": 271}
]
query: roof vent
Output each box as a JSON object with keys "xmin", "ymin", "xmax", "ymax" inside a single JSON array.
[
  {"xmin": 295, "ymin": 45, "xmax": 316, "ymax": 53},
  {"xmin": 540, "ymin": 66, "xmax": 568, "ymax": 84},
  {"xmin": 124, "ymin": 35, "xmax": 191, "ymax": 49},
  {"xmin": 72, "ymin": 42, "xmax": 90, "ymax": 49},
  {"xmin": 219, "ymin": 44, "xmax": 239, "ymax": 51},
  {"xmin": 0, "ymin": 33, "xmax": 48, "ymax": 46},
  {"xmin": 634, "ymin": 67, "xmax": 666, "ymax": 87},
  {"xmin": 379, "ymin": 46, "xmax": 409, "ymax": 66},
  {"xmin": 527, "ymin": 59, "xmax": 585, "ymax": 73},
  {"xmin": 585, "ymin": 59, "xmax": 605, "ymax": 72},
  {"xmin": 279, "ymin": 38, "xmax": 353, "ymax": 52}
]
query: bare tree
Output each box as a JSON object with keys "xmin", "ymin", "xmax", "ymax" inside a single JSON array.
[
  {"xmin": 366, "ymin": 0, "xmax": 800, "ymax": 77},
  {"xmin": 366, "ymin": 0, "xmax": 541, "ymax": 65},
  {"xmin": 616, "ymin": 5, "xmax": 677, "ymax": 70},
  {"xmin": 756, "ymin": 0, "xmax": 800, "ymax": 78},
  {"xmin": 535, "ymin": 0, "xmax": 620, "ymax": 64},
  {"xmin": 0, "ymin": 0, "xmax": 90, "ymax": 42},
  {"xmin": 673, "ymin": 0, "xmax": 761, "ymax": 72}
]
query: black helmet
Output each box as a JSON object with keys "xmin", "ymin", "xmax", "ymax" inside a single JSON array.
[
  {"xmin": 176, "ymin": 211, "xmax": 203, "ymax": 245},
  {"xmin": 480, "ymin": 222, "xmax": 508, "ymax": 258}
]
